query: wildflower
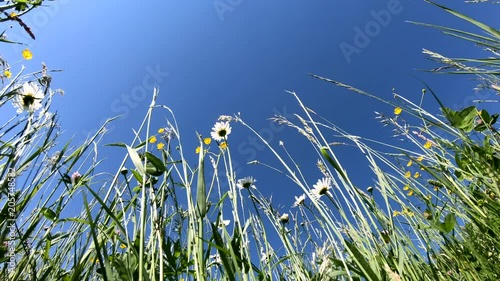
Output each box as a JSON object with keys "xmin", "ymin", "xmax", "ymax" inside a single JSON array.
[
  {"xmin": 413, "ymin": 172, "xmax": 421, "ymax": 179},
  {"xmin": 406, "ymin": 160, "xmax": 412, "ymax": 166},
  {"xmin": 203, "ymin": 137, "xmax": 211, "ymax": 145},
  {"xmin": 393, "ymin": 210, "xmax": 400, "ymax": 217},
  {"xmin": 22, "ymin": 48, "xmax": 33, "ymax": 60},
  {"xmin": 210, "ymin": 254, "xmax": 222, "ymax": 265},
  {"xmin": 4, "ymin": 70, "xmax": 12, "ymax": 78},
  {"xmin": 417, "ymin": 156, "xmax": 424, "ymax": 162},
  {"xmin": 394, "ymin": 107, "xmax": 402, "ymax": 115},
  {"xmin": 279, "ymin": 213, "xmax": 289, "ymax": 223},
  {"xmin": 210, "ymin": 121, "xmax": 231, "ymax": 141},
  {"xmin": 148, "ymin": 136, "xmax": 157, "ymax": 143},
  {"xmin": 219, "ymin": 142, "xmax": 227, "ymax": 149},
  {"xmin": 423, "ymin": 140, "xmax": 432, "ymax": 149},
  {"xmin": 218, "ymin": 220, "xmax": 230, "ymax": 229},
  {"xmin": 119, "ymin": 244, "xmax": 127, "ymax": 249},
  {"xmin": 12, "ymin": 82, "xmax": 44, "ymax": 113},
  {"xmin": 292, "ymin": 194, "xmax": 306, "ymax": 207},
  {"xmin": 311, "ymin": 177, "xmax": 331, "ymax": 199},
  {"xmin": 195, "ymin": 146, "xmax": 201, "ymax": 154},
  {"xmin": 404, "ymin": 171, "xmax": 411, "ymax": 179},
  {"xmin": 407, "ymin": 190, "xmax": 414, "ymax": 196},
  {"xmin": 71, "ymin": 172, "xmax": 81, "ymax": 185},
  {"xmin": 157, "ymin": 142, "xmax": 165, "ymax": 150},
  {"xmin": 9, "ymin": 12, "xmax": 17, "ymax": 18},
  {"xmin": 236, "ymin": 176, "xmax": 256, "ymax": 189},
  {"xmin": 158, "ymin": 127, "xmax": 175, "ymax": 141},
  {"xmin": 403, "ymin": 185, "xmax": 410, "ymax": 191}
]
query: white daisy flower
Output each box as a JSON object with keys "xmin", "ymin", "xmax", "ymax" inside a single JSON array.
[
  {"xmin": 218, "ymin": 219, "xmax": 230, "ymax": 229},
  {"xmin": 236, "ymin": 176, "xmax": 256, "ymax": 189},
  {"xmin": 210, "ymin": 121, "xmax": 231, "ymax": 141},
  {"xmin": 311, "ymin": 177, "xmax": 332, "ymax": 199},
  {"xmin": 292, "ymin": 194, "xmax": 306, "ymax": 207},
  {"xmin": 12, "ymin": 82, "xmax": 44, "ymax": 113},
  {"xmin": 279, "ymin": 213, "xmax": 289, "ymax": 223}
]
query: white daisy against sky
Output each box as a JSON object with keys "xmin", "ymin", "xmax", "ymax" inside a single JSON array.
[
  {"xmin": 236, "ymin": 176, "xmax": 256, "ymax": 189},
  {"xmin": 12, "ymin": 82, "xmax": 43, "ymax": 113},
  {"xmin": 292, "ymin": 194, "xmax": 306, "ymax": 207},
  {"xmin": 210, "ymin": 121, "xmax": 231, "ymax": 142},
  {"xmin": 311, "ymin": 177, "xmax": 332, "ymax": 200}
]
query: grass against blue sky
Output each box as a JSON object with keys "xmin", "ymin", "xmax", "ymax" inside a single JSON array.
[{"xmin": 2, "ymin": 0, "xmax": 498, "ymax": 210}]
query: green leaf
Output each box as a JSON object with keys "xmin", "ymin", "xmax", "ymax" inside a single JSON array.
[
  {"xmin": 441, "ymin": 213, "xmax": 456, "ymax": 233},
  {"xmin": 144, "ymin": 152, "xmax": 165, "ymax": 176},
  {"xmin": 41, "ymin": 207, "xmax": 57, "ymax": 221},
  {"xmin": 126, "ymin": 145, "xmax": 145, "ymax": 175},
  {"xmin": 442, "ymin": 106, "xmax": 476, "ymax": 132}
]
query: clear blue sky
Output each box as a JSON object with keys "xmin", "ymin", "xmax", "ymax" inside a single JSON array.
[{"xmin": 3, "ymin": 1, "xmax": 498, "ymax": 209}]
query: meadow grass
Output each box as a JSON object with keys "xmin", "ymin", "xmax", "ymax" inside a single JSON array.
[{"xmin": 1, "ymin": 1, "xmax": 499, "ymax": 280}]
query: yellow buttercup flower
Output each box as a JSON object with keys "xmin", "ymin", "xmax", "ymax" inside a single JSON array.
[
  {"xmin": 149, "ymin": 136, "xmax": 157, "ymax": 143},
  {"xmin": 424, "ymin": 141, "xmax": 432, "ymax": 149},
  {"xmin": 417, "ymin": 156, "xmax": 424, "ymax": 162},
  {"xmin": 219, "ymin": 142, "xmax": 227, "ymax": 149},
  {"xmin": 204, "ymin": 137, "xmax": 211, "ymax": 145},
  {"xmin": 158, "ymin": 128, "xmax": 165, "ymax": 134},
  {"xmin": 9, "ymin": 12, "xmax": 17, "ymax": 18},
  {"xmin": 413, "ymin": 172, "xmax": 421, "ymax": 179},
  {"xmin": 403, "ymin": 185, "xmax": 410, "ymax": 191},
  {"xmin": 120, "ymin": 244, "xmax": 127, "ymax": 249},
  {"xmin": 195, "ymin": 146, "xmax": 201, "ymax": 154},
  {"xmin": 404, "ymin": 171, "xmax": 411, "ymax": 179},
  {"xmin": 394, "ymin": 107, "xmax": 402, "ymax": 115},
  {"xmin": 157, "ymin": 143, "xmax": 165, "ymax": 150},
  {"xmin": 3, "ymin": 70, "xmax": 11, "ymax": 78},
  {"xmin": 22, "ymin": 48, "xmax": 33, "ymax": 60},
  {"xmin": 393, "ymin": 210, "xmax": 400, "ymax": 217},
  {"xmin": 407, "ymin": 190, "xmax": 414, "ymax": 196},
  {"xmin": 406, "ymin": 160, "xmax": 413, "ymax": 167}
]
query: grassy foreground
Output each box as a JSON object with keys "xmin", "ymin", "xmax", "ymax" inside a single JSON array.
[{"xmin": 1, "ymin": 1, "xmax": 499, "ymax": 280}]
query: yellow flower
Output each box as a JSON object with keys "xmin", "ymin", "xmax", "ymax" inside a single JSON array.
[
  {"xmin": 404, "ymin": 171, "xmax": 411, "ymax": 179},
  {"xmin": 413, "ymin": 172, "xmax": 421, "ymax": 179},
  {"xmin": 203, "ymin": 137, "xmax": 211, "ymax": 145},
  {"xmin": 22, "ymin": 48, "xmax": 33, "ymax": 60},
  {"xmin": 407, "ymin": 190, "xmax": 414, "ymax": 196},
  {"xmin": 149, "ymin": 136, "xmax": 157, "ymax": 143},
  {"xmin": 157, "ymin": 142, "xmax": 165, "ymax": 150},
  {"xmin": 394, "ymin": 107, "xmax": 402, "ymax": 115},
  {"xmin": 220, "ymin": 142, "xmax": 227, "ymax": 149},
  {"xmin": 120, "ymin": 244, "xmax": 127, "ymax": 249},
  {"xmin": 417, "ymin": 156, "xmax": 424, "ymax": 162},
  {"xmin": 403, "ymin": 185, "xmax": 410, "ymax": 191},
  {"xmin": 3, "ymin": 70, "xmax": 12, "ymax": 78},
  {"xmin": 9, "ymin": 12, "xmax": 17, "ymax": 18},
  {"xmin": 423, "ymin": 140, "xmax": 432, "ymax": 149},
  {"xmin": 195, "ymin": 146, "xmax": 201, "ymax": 154},
  {"xmin": 393, "ymin": 210, "xmax": 400, "ymax": 217},
  {"xmin": 158, "ymin": 128, "xmax": 165, "ymax": 134},
  {"xmin": 406, "ymin": 160, "xmax": 413, "ymax": 167}
]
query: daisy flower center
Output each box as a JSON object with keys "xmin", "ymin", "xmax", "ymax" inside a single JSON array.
[
  {"xmin": 242, "ymin": 182, "xmax": 251, "ymax": 188},
  {"xmin": 22, "ymin": 94, "xmax": 35, "ymax": 106},
  {"xmin": 318, "ymin": 186, "xmax": 328, "ymax": 195},
  {"xmin": 218, "ymin": 129, "xmax": 227, "ymax": 137}
]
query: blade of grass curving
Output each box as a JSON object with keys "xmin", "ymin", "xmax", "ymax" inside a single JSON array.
[{"xmin": 425, "ymin": 1, "xmax": 500, "ymax": 39}]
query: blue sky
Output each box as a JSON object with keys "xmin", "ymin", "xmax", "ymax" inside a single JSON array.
[{"xmin": 3, "ymin": 0, "xmax": 499, "ymax": 210}]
